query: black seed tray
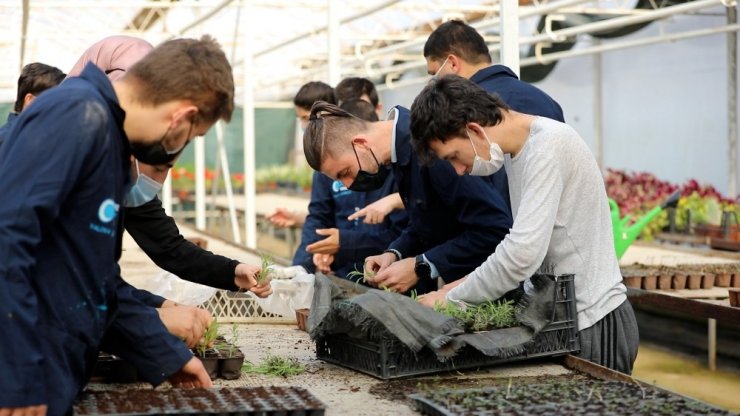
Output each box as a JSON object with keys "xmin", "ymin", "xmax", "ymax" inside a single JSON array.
[
  {"xmin": 74, "ymin": 386, "xmax": 325, "ymax": 416},
  {"xmin": 316, "ymin": 274, "xmax": 579, "ymax": 379},
  {"xmin": 409, "ymin": 380, "xmax": 733, "ymax": 416}
]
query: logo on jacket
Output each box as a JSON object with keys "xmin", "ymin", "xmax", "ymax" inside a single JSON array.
[
  {"xmin": 332, "ymin": 180, "xmax": 351, "ymax": 198},
  {"xmin": 97, "ymin": 198, "xmax": 119, "ymax": 223}
]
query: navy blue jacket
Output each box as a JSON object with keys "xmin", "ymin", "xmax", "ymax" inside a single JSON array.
[
  {"xmin": 0, "ymin": 112, "xmax": 18, "ymax": 148},
  {"xmin": 471, "ymin": 65, "xmax": 564, "ymax": 122},
  {"xmin": 0, "ymin": 64, "xmax": 191, "ymax": 413},
  {"xmin": 387, "ymin": 107, "xmax": 512, "ymax": 294},
  {"xmin": 294, "ymin": 171, "xmax": 408, "ymax": 280}
]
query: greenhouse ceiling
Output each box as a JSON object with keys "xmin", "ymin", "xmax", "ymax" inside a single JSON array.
[{"xmin": 0, "ymin": 0, "xmax": 735, "ymax": 104}]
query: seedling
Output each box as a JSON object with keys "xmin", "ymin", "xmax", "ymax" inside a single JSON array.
[
  {"xmin": 434, "ymin": 299, "xmax": 517, "ymax": 332},
  {"xmin": 255, "ymin": 252, "xmax": 274, "ymax": 285},
  {"xmin": 196, "ymin": 318, "xmax": 220, "ymax": 358},
  {"xmin": 242, "ymin": 354, "xmax": 305, "ymax": 377},
  {"xmin": 226, "ymin": 324, "xmax": 239, "ymax": 358}
]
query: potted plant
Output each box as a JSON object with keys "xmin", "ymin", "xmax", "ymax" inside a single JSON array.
[
  {"xmin": 218, "ymin": 324, "xmax": 245, "ymax": 380},
  {"xmin": 194, "ymin": 319, "xmax": 220, "ymax": 379}
]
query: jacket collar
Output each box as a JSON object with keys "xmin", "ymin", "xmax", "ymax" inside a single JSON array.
[{"xmin": 470, "ymin": 64, "xmax": 519, "ymax": 84}]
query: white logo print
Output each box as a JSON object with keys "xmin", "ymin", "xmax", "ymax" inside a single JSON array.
[{"xmin": 97, "ymin": 199, "xmax": 119, "ymax": 223}]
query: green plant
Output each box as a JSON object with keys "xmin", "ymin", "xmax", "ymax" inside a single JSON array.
[
  {"xmin": 242, "ymin": 354, "xmax": 305, "ymax": 377},
  {"xmin": 256, "ymin": 252, "xmax": 274, "ymax": 284},
  {"xmin": 226, "ymin": 324, "xmax": 239, "ymax": 358},
  {"xmin": 434, "ymin": 299, "xmax": 517, "ymax": 332},
  {"xmin": 196, "ymin": 318, "xmax": 220, "ymax": 357}
]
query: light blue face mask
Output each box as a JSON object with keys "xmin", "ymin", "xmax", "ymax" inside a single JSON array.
[{"xmin": 124, "ymin": 161, "xmax": 163, "ymax": 207}]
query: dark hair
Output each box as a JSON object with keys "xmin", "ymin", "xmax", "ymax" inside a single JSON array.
[
  {"xmin": 340, "ymin": 98, "xmax": 379, "ymax": 122},
  {"xmin": 410, "ymin": 75, "xmax": 509, "ymax": 164},
  {"xmin": 126, "ymin": 35, "xmax": 234, "ymax": 123},
  {"xmin": 293, "ymin": 81, "xmax": 336, "ymax": 109},
  {"xmin": 423, "ymin": 20, "xmax": 492, "ymax": 65},
  {"xmin": 14, "ymin": 63, "xmax": 65, "ymax": 112},
  {"xmin": 335, "ymin": 77, "xmax": 379, "ymax": 107},
  {"xmin": 303, "ymin": 101, "xmax": 368, "ymax": 171}
]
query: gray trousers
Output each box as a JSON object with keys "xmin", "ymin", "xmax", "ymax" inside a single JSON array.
[{"xmin": 576, "ymin": 299, "xmax": 640, "ymax": 375}]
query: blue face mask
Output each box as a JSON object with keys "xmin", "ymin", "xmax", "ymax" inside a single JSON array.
[{"xmin": 124, "ymin": 161, "xmax": 163, "ymax": 207}]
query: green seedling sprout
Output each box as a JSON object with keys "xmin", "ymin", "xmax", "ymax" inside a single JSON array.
[
  {"xmin": 242, "ymin": 354, "xmax": 305, "ymax": 377},
  {"xmin": 255, "ymin": 252, "xmax": 274, "ymax": 285},
  {"xmin": 434, "ymin": 299, "xmax": 517, "ymax": 332},
  {"xmin": 227, "ymin": 324, "xmax": 239, "ymax": 358},
  {"xmin": 196, "ymin": 318, "xmax": 220, "ymax": 357}
]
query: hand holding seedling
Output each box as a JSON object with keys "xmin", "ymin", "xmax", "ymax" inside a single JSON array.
[
  {"xmin": 364, "ymin": 252, "xmax": 396, "ymax": 279},
  {"xmin": 417, "ymin": 289, "xmax": 448, "ymax": 308},
  {"xmin": 347, "ymin": 193, "xmax": 402, "ymax": 224},
  {"xmin": 305, "ymin": 228, "xmax": 340, "ymax": 254},
  {"xmin": 371, "ymin": 257, "xmax": 417, "ymax": 293},
  {"xmin": 168, "ymin": 356, "xmax": 213, "ymax": 388},
  {"xmin": 312, "ymin": 253, "xmax": 334, "ymax": 274},
  {"xmin": 157, "ymin": 305, "xmax": 213, "ymax": 348},
  {"xmin": 235, "ymin": 263, "xmax": 273, "ymax": 297}
]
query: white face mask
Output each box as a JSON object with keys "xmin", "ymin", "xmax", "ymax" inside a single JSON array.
[
  {"xmin": 124, "ymin": 160, "xmax": 163, "ymax": 207},
  {"xmin": 467, "ymin": 128, "xmax": 504, "ymax": 176}
]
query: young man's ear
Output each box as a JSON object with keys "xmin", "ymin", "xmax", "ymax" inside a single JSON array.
[
  {"xmin": 22, "ymin": 93, "xmax": 36, "ymax": 111},
  {"xmin": 351, "ymin": 135, "xmax": 370, "ymax": 148},
  {"xmin": 448, "ymin": 55, "xmax": 463, "ymax": 75},
  {"xmin": 375, "ymin": 103, "xmax": 384, "ymax": 118}
]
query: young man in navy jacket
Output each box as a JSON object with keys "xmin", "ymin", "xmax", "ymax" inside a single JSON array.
[
  {"xmin": 0, "ymin": 36, "xmax": 237, "ymax": 415},
  {"xmin": 303, "ymin": 102, "xmax": 512, "ymax": 295}
]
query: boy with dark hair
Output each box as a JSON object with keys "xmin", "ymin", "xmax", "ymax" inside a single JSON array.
[
  {"xmin": 335, "ymin": 77, "xmax": 382, "ymax": 115},
  {"xmin": 293, "ymin": 81, "xmax": 336, "ymax": 129},
  {"xmin": 303, "ymin": 101, "xmax": 512, "ymax": 294},
  {"xmin": 0, "ymin": 35, "xmax": 235, "ymax": 414},
  {"xmin": 410, "ymin": 75, "xmax": 638, "ymax": 375},
  {"xmin": 424, "ymin": 19, "xmax": 564, "ymax": 122},
  {"xmin": 340, "ymin": 98, "xmax": 379, "ymax": 122},
  {"xmin": 0, "ymin": 62, "xmax": 65, "ymax": 146}
]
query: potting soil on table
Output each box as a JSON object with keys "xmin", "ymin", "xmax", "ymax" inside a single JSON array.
[
  {"xmin": 410, "ymin": 380, "xmax": 733, "ymax": 416},
  {"xmin": 309, "ymin": 273, "xmax": 559, "ymax": 360},
  {"xmin": 74, "ymin": 386, "xmax": 325, "ymax": 415}
]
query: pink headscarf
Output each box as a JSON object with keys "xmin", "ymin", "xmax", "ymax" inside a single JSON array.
[{"xmin": 67, "ymin": 35, "xmax": 153, "ymax": 81}]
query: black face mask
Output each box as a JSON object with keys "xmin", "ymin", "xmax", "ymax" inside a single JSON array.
[
  {"xmin": 348, "ymin": 144, "xmax": 390, "ymax": 192},
  {"xmin": 130, "ymin": 118, "xmax": 193, "ymax": 165}
]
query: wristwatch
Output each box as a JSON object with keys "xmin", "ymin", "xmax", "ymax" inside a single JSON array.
[{"xmin": 414, "ymin": 255, "xmax": 432, "ymax": 280}]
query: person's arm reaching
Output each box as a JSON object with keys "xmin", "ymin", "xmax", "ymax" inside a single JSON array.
[{"xmin": 447, "ymin": 150, "xmax": 562, "ymax": 305}]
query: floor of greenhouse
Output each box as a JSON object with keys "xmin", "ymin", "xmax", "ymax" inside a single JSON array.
[{"xmin": 113, "ymin": 221, "xmax": 740, "ymax": 414}]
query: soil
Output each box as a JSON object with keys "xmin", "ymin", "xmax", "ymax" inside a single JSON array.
[
  {"xmin": 410, "ymin": 379, "xmax": 733, "ymax": 415},
  {"xmin": 74, "ymin": 386, "xmax": 325, "ymax": 415}
]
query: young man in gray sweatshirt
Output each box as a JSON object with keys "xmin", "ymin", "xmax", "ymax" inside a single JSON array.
[{"xmin": 410, "ymin": 75, "xmax": 639, "ymax": 375}]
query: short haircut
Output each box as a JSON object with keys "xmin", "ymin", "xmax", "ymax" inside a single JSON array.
[
  {"xmin": 293, "ymin": 81, "xmax": 336, "ymax": 110},
  {"xmin": 335, "ymin": 77, "xmax": 379, "ymax": 107},
  {"xmin": 303, "ymin": 101, "xmax": 368, "ymax": 171},
  {"xmin": 410, "ymin": 75, "xmax": 509, "ymax": 164},
  {"xmin": 14, "ymin": 63, "xmax": 66, "ymax": 112},
  {"xmin": 125, "ymin": 35, "xmax": 234, "ymax": 124},
  {"xmin": 423, "ymin": 20, "xmax": 492, "ymax": 65},
  {"xmin": 340, "ymin": 98, "xmax": 379, "ymax": 122}
]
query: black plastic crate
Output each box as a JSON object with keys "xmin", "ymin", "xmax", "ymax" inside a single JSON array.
[
  {"xmin": 74, "ymin": 386, "xmax": 325, "ymax": 415},
  {"xmin": 316, "ymin": 274, "xmax": 579, "ymax": 379}
]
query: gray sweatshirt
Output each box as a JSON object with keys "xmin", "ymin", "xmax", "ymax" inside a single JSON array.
[{"xmin": 446, "ymin": 116, "xmax": 626, "ymax": 331}]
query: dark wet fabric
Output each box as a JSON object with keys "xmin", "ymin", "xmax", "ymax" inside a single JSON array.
[{"xmin": 309, "ymin": 273, "xmax": 560, "ymax": 360}]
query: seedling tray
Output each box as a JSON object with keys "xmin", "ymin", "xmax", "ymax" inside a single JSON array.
[
  {"xmin": 316, "ymin": 275, "xmax": 578, "ymax": 379},
  {"xmin": 74, "ymin": 386, "xmax": 325, "ymax": 415},
  {"xmin": 409, "ymin": 380, "xmax": 732, "ymax": 415}
]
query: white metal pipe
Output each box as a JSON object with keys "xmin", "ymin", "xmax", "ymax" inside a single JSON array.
[
  {"xmin": 728, "ymin": 4, "xmax": 737, "ymax": 199},
  {"xmin": 594, "ymin": 39, "xmax": 604, "ymax": 172},
  {"xmin": 361, "ymin": 0, "xmax": 592, "ymax": 61},
  {"xmin": 174, "ymin": 0, "xmax": 236, "ymax": 37},
  {"xmin": 195, "ymin": 135, "xmax": 206, "ymax": 230},
  {"xmin": 328, "ymin": 0, "xmax": 341, "ymax": 85},
  {"xmin": 251, "ymin": 0, "xmax": 402, "ymax": 59},
  {"xmin": 242, "ymin": 6, "xmax": 257, "ymax": 249},
  {"xmin": 215, "ymin": 122, "xmax": 242, "ymax": 244},
  {"xmin": 500, "ymin": 0, "xmax": 521, "ymax": 76},
  {"xmin": 519, "ymin": 22, "xmax": 740, "ymax": 65},
  {"xmin": 376, "ymin": 22, "xmax": 740, "ymax": 92}
]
